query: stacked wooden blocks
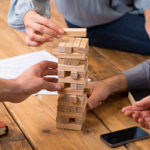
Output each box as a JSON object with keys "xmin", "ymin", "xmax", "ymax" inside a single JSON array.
[{"xmin": 56, "ymin": 28, "xmax": 89, "ymax": 130}]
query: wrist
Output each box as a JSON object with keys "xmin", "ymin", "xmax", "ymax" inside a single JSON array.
[
  {"xmin": 103, "ymin": 74, "xmax": 127, "ymax": 95},
  {"xmin": 0, "ymin": 79, "xmax": 22, "ymax": 102}
]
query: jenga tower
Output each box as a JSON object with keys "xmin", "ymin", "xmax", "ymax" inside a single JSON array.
[{"xmin": 56, "ymin": 28, "xmax": 89, "ymax": 130}]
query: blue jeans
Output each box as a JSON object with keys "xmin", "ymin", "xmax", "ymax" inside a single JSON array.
[{"xmin": 66, "ymin": 14, "xmax": 150, "ymax": 55}]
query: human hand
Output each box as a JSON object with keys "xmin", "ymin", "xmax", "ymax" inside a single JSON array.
[
  {"xmin": 122, "ymin": 95, "xmax": 150, "ymax": 129},
  {"xmin": 12, "ymin": 60, "xmax": 61, "ymax": 103},
  {"xmin": 87, "ymin": 81, "xmax": 110, "ymax": 110},
  {"xmin": 23, "ymin": 10, "xmax": 64, "ymax": 46},
  {"xmin": 87, "ymin": 74, "xmax": 127, "ymax": 110},
  {"xmin": 144, "ymin": 9, "xmax": 150, "ymax": 39}
]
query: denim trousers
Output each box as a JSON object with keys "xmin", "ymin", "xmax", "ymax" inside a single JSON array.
[{"xmin": 66, "ymin": 14, "xmax": 150, "ymax": 55}]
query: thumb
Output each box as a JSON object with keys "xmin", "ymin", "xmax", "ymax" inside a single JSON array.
[
  {"xmin": 87, "ymin": 92, "xmax": 102, "ymax": 110},
  {"xmin": 43, "ymin": 82, "xmax": 61, "ymax": 91}
]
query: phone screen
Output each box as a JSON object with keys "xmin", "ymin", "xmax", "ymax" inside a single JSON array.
[{"xmin": 100, "ymin": 126, "xmax": 149, "ymax": 147}]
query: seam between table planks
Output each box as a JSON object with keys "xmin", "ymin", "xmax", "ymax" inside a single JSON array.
[{"xmin": 3, "ymin": 102, "xmax": 35, "ymax": 150}]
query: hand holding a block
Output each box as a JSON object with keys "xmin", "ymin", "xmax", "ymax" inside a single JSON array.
[
  {"xmin": 23, "ymin": 10, "xmax": 64, "ymax": 46},
  {"xmin": 87, "ymin": 81, "xmax": 110, "ymax": 110}
]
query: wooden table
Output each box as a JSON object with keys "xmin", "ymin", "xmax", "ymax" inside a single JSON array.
[{"xmin": 0, "ymin": 0, "xmax": 150, "ymax": 150}]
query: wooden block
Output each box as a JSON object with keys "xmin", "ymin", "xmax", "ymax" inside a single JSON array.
[
  {"xmin": 58, "ymin": 64, "xmax": 86, "ymax": 72},
  {"xmin": 58, "ymin": 54, "xmax": 86, "ymax": 60},
  {"xmin": 58, "ymin": 41, "xmax": 66, "ymax": 53},
  {"xmin": 71, "ymin": 71, "xmax": 78, "ymax": 79},
  {"xmin": 76, "ymin": 107, "xmax": 83, "ymax": 113},
  {"xmin": 72, "ymin": 38, "xmax": 82, "ymax": 51},
  {"xmin": 69, "ymin": 106, "xmax": 77, "ymax": 113},
  {"xmin": 59, "ymin": 76, "xmax": 86, "ymax": 84},
  {"xmin": 64, "ymin": 38, "xmax": 74, "ymax": 53},
  {"xmin": 63, "ymin": 28, "xmax": 87, "ymax": 37},
  {"xmin": 58, "ymin": 71, "xmax": 65, "ymax": 78},
  {"xmin": 59, "ymin": 88, "xmax": 84, "ymax": 95},
  {"xmin": 56, "ymin": 122, "xmax": 82, "ymax": 130},
  {"xmin": 57, "ymin": 111, "xmax": 84, "ymax": 118},
  {"xmin": 78, "ymin": 72, "xmax": 86, "ymax": 78},
  {"xmin": 70, "ymin": 95, "xmax": 77, "ymax": 103},
  {"xmin": 71, "ymin": 83, "xmax": 78, "ymax": 90},
  {"xmin": 78, "ymin": 95, "xmax": 85, "ymax": 103},
  {"xmin": 79, "ymin": 38, "xmax": 89, "ymax": 51},
  {"xmin": 77, "ymin": 84, "xmax": 84, "ymax": 90},
  {"xmin": 57, "ymin": 105, "xmax": 68, "ymax": 112},
  {"xmin": 56, "ymin": 116, "xmax": 69, "ymax": 124},
  {"xmin": 75, "ymin": 119, "xmax": 82, "ymax": 124},
  {"xmin": 59, "ymin": 58, "xmax": 80, "ymax": 66},
  {"xmin": 58, "ymin": 94, "xmax": 86, "ymax": 106}
]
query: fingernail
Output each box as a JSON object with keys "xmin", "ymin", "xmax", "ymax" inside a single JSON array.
[
  {"xmin": 56, "ymin": 84, "xmax": 61, "ymax": 90},
  {"xmin": 57, "ymin": 34, "xmax": 62, "ymax": 38},
  {"xmin": 58, "ymin": 29, "xmax": 64, "ymax": 34}
]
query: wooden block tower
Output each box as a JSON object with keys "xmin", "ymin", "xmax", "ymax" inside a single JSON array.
[{"xmin": 56, "ymin": 28, "xmax": 89, "ymax": 130}]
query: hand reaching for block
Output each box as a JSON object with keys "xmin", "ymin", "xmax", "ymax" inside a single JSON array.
[
  {"xmin": 23, "ymin": 10, "xmax": 64, "ymax": 47},
  {"xmin": 0, "ymin": 61, "xmax": 61, "ymax": 103}
]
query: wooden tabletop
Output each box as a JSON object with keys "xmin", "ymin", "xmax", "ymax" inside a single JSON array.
[{"xmin": 0, "ymin": 0, "xmax": 150, "ymax": 150}]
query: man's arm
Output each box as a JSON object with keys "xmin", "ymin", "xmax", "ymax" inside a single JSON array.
[
  {"xmin": 88, "ymin": 74, "xmax": 127, "ymax": 109},
  {"xmin": 88, "ymin": 59, "xmax": 150, "ymax": 109},
  {"xmin": 0, "ymin": 61, "xmax": 61, "ymax": 103}
]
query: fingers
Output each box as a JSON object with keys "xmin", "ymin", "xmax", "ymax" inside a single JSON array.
[
  {"xmin": 134, "ymin": 95, "xmax": 150, "ymax": 108},
  {"xmin": 87, "ymin": 91, "xmax": 103, "ymax": 110},
  {"xmin": 43, "ymin": 77, "xmax": 58, "ymax": 83},
  {"xmin": 122, "ymin": 105, "xmax": 142, "ymax": 112},
  {"xmin": 35, "ymin": 15, "xmax": 64, "ymax": 34},
  {"xmin": 24, "ymin": 11, "xmax": 64, "ymax": 46},
  {"xmin": 124, "ymin": 111, "xmax": 134, "ymax": 118},
  {"xmin": 31, "ymin": 23, "xmax": 61, "ymax": 38},
  {"xmin": 38, "ymin": 61, "xmax": 57, "ymax": 70},
  {"xmin": 43, "ymin": 81, "xmax": 61, "ymax": 91},
  {"xmin": 26, "ymin": 28, "xmax": 54, "ymax": 42},
  {"xmin": 25, "ymin": 36, "xmax": 42, "ymax": 47},
  {"xmin": 42, "ymin": 69, "xmax": 58, "ymax": 76}
]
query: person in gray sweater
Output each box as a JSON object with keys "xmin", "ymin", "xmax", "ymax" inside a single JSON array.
[
  {"xmin": 8, "ymin": 0, "xmax": 150, "ymax": 54},
  {"xmin": 88, "ymin": 59, "xmax": 150, "ymax": 129}
]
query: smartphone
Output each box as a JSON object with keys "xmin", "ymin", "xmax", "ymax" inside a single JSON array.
[{"xmin": 100, "ymin": 126, "xmax": 149, "ymax": 148}]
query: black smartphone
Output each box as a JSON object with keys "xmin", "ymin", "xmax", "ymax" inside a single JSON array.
[{"xmin": 100, "ymin": 126, "xmax": 149, "ymax": 148}]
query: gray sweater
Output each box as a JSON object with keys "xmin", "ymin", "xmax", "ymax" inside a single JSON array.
[{"xmin": 123, "ymin": 60, "xmax": 150, "ymax": 90}]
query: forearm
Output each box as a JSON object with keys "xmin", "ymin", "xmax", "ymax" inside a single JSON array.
[
  {"xmin": 102, "ymin": 74, "xmax": 127, "ymax": 95},
  {"xmin": 0, "ymin": 79, "xmax": 21, "ymax": 102}
]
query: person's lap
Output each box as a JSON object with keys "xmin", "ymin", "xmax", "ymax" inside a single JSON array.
[{"xmin": 66, "ymin": 14, "xmax": 150, "ymax": 55}]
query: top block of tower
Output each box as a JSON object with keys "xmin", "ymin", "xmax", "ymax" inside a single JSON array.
[{"xmin": 63, "ymin": 28, "xmax": 87, "ymax": 37}]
